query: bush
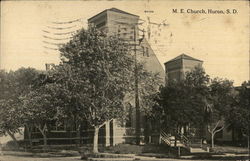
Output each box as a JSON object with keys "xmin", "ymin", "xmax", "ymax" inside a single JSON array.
[
  {"xmin": 79, "ymin": 147, "xmax": 92, "ymax": 160},
  {"xmin": 3, "ymin": 140, "xmax": 19, "ymax": 150}
]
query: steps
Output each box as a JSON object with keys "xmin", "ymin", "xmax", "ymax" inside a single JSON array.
[
  {"xmin": 160, "ymin": 131, "xmax": 186, "ymax": 147},
  {"xmin": 190, "ymin": 147, "xmax": 208, "ymax": 153},
  {"xmin": 160, "ymin": 130, "xmax": 209, "ymax": 154},
  {"xmin": 189, "ymin": 138, "xmax": 209, "ymax": 153}
]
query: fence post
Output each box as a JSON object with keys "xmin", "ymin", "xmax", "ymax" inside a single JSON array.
[{"xmin": 159, "ymin": 132, "xmax": 161, "ymax": 144}]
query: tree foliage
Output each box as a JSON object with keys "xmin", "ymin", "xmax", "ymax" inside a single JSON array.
[
  {"xmin": 206, "ymin": 78, "xmax": 235, "ymax": 148},
  {"xmin": 57, "ymin": 27, "xmax": 136, "ymax": 127},
  {"xmin": 125, "ymin": 63, "xmax": 163, "ymax": 117},
  {"xmin": 156, "ymin": 66, "xmax": 236, "ymax": 148},
  {"xmin": 42, "ymin": 27, "xmax": 162, "ymax": 152},
  {"xmin": 43, "ymin": 27, "xmax": 135, "ymax": 152},
  {"xmin": 21, "ymin": 83, "xmax": 66, "ymax": 146},
  {"xmin": 226, "ymin": 81, "xmax": 250, "ymax": 136},
  {"xmin": 0, "ymin": 68, "xmax": 40, "ymax": 146},
  {"xmin": 156, "ymin": 66, "xmax": 210, "ymax": 134}
]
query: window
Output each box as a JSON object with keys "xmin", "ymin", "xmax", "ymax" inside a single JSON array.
[
  {"xmin": 146, "ymin": 47, "xmax": 149, "ymax": 57},
  {"xmin": 125, "ymin": 105, "xmax": 133, "ymax": 127},
  {"xmin": 96, "ymin": 21, "xmax": 106, "ymax": 28},
  {"xmin": 141, "ymin": 46, "xmax": 145, "ymax": 56}
]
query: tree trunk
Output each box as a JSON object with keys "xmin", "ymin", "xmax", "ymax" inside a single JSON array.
[
  {"xmin": 105, "ymin": 120, "xmax": 110, "ymax": 147},
  {"xmin": 211, "ymin": 133, "xmax": 214, "ymax": 148},
  {"xmin": 25, "ymin": 124, "xmax": 32, "ymax": 147},
  {"xmin": 93, "ymin": 126, "xmax": 99, "ymax": 153},
  {"xmin": 36, "ymin": 124, "xmax": 47, "ymax": 148},
  {"xmin": 6, "ymin": 130, "xmax": 19, "ymax": 149},
  {"xmin": 43, "ymin": 133, "xmax": 47, "ymax": 147},
  {"xmin": 77, "ymin": 124, "xmax": 82, "ymax": 147},
  {"xmin": 232, "ymin": 125, "xmax": 235, "ymax": 143}
]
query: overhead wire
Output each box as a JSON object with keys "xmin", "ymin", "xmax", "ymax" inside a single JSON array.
[{"xmin": 142, "ymin": 2, "xmax": 172, "ymax": 58}]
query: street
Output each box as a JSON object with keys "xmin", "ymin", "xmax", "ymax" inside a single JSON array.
[
  {"xmin": 1, "ymin": 155, "xmax": 249, "ymax": 161},
  {"xmin": 0, "ymin": 155, "xmax": 82, "ymax": 161}
]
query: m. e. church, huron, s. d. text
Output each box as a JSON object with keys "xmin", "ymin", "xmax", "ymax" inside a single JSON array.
[{"xmin": 172, "ymin": 8, "xmax": 238, "ymax": 14}]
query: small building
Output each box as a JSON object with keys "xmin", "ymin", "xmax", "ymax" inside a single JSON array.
[
  {"xmin": 88, "ymin": 8, "xmax": 139, "ymax": 39},
  {"xmin": 164, "ymin": 54, "xmax": 203, "ymax": 84}
]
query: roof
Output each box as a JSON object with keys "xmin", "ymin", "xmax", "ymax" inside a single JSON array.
[
  {"xmin": 88, "ymin": 8, "xmax": 139, "ymax": 21},
  {"xmin": 164, "ymin": 54, "xmax": 203, "ymax": 64}
]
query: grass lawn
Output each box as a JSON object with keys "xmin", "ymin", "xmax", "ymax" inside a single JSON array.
[
  {"xmin": 98, "ymin": 143, "xmax": 190, "ymax": 158},
  {"xmin": 211, "ymin": 145, "xmax": 249, "ymax": 154}
]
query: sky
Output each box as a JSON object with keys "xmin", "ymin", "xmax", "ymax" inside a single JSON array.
[{"xmin": 1, "ymin": 0, "xmax": 249, "ymax": 86}]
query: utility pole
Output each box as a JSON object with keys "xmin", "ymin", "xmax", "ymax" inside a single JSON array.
[
  {"xmin": 133, "ymin": 25, "xmax": 145, "ymax": 145},
  {"xmin": 134, "ymin": 26, "xmax": 140, "ymax": 145},
  {"xmin": 114, "ymin": 19, "xmax": 145, "ymax": 145}
]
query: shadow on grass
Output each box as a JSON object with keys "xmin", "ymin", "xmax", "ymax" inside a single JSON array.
[
  {"xmin": 188, "ymin": 156, "xmax": 249, "ymax": 160},
  {"xmin": 2, "ymin": 150, "xmax": 80, "ymax": 158}
]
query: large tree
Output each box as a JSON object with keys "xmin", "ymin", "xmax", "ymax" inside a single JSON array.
[
  {"xmin": 156, "ymin": 67, "xmax": 236, "ymax": 148},
  {"xmin": 52, "ymin": 26, "xmax": 163, "ymax": 152},
  {"xmin": 155, "ymin": 66, "xmax": 239, "ymax": 149},
  {"xmin": 205, "ymin": 78, "xmax": 235, "ymax": 148},
  {"xmin": 21, "ymin": 83, "xmax": 66, "ymax": 147},
  {"xmin": 136, "ymin": 63, "xmax": 163, "ymax": 115},
  {"xmin": 0, "ymin": 68, "xmax": 40, "ymax": 148},
  {"xmin": 55, "ymin": 27, "xmax": 136, "ymax": 153},
  {"xmin": 184, "ymin": 66, "xmax": 210, "ymax": 132},
  {"xmin": 226, "ymin": 81, "xmax": 250, "ymax": 144},
  {"xmin": 156, "ymin": 80, "xmax": 190, "ymax": 134},
  {"xmin": 156, "ymin": 66, "xmax": 210, "ymax": 136}
]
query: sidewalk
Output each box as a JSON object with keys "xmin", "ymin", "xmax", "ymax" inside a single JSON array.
[
  {"xmin": 180, "ymin": 153, "xmax": 249, "ymax": 160},
  {"xmin": 0, "ymin": 150, "xmax": 249, "ymax": 161},
  {"xmin": 88, "ymin": 152, "xmax": 250, "ymax": 161}
]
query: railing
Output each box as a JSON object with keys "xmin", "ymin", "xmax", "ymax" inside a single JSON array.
[
  {"xmin": 176, "ymin": 132, "xmax": 190, "ymax": 148},
  {"xmin": 160, "ymin": 130, "xmax": 175, "ymax": 146},
  {"xmin": 160, "ymin": 130, "xmax": 210, "ymax": 153},
  {"xmin": 159, "ymin": 131, "xmax": 190, "ymax": 149}
]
